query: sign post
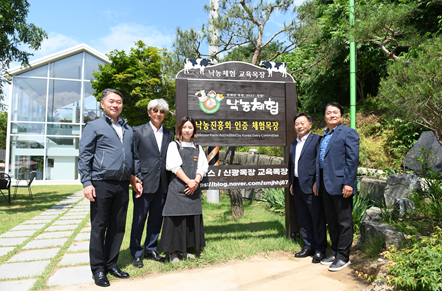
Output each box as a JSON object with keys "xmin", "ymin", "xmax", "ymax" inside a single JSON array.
[{"xmin": 176, "ymin": 61, "xmax": 297, "ymax": 237}]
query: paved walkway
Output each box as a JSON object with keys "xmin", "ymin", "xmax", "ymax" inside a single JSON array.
[
  {"xmin": 0, "ymin": 192, "xmax": 370, "ymax": 291},
  {"xmin": 0, "ymin": 191, "xmax": 93, "ymax": 290}
]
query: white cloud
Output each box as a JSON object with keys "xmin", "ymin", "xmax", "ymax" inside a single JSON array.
[
  {"xmin": 91, "ymin": 23, "xmax": 174, "ymax": 54},
  {"xmin": 35, "ymin": 33, "xmax": 79, "ymax": 58}
]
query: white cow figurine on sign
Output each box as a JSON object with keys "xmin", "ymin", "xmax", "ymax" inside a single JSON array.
[
  {"xmin": 183, "ymin": 58, "xmax": 214, "ymax": 75},
  {"xmin": 259, "ymin": 61, "xmax": 288, "ymax": 77}
]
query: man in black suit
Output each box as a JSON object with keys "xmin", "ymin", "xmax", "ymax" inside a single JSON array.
[
  {"xmin": 130, "ymin": 99, "xmax": 174, "ymax": 268},
  {"xmin": 316, "ymin": 102, "xmax": 359, "ymax": 272},
  {"xmin": 289, "ymin": 113, "xmax": 327, "ymax": 263}
]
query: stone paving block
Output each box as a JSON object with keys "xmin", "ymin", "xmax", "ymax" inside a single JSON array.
[
  {"xmin": 67, "ymin": 241, "xmax": 89, "ymax": 252},
  {"xmin": 59, "ymin": 252, "xmax": 90, "ymax": 266},
  {"xmin": 31, "ymin": 214, "xmax": 58, "ymax": 219},
  {"xmin": 8, "ymin": 248, "xmax": 60, "ymax": 262},
  {"xmin": 59, "ymin": 215, "xmax": 85, "ymax": 220},
  {"xmin": 35, "ymin": 231, "xmax": 73, "ymax": 239},
  {"xmin": 0, "ymin": 230, "xmax": 36, "ymax": 238},
  {"xmin": 0, "ymin": 279, "xmax": 37, "ymax": 291},
  {"xmin": 10, "ymin": 224, "xmax": 45, "ymax": 231},
  {"xmin": 48, "ymin": 265, "xmax": 93, "ymax": 286},
  {"xmin": 21, "ymin": 219, "xmax": 52, "ymax": 224},
  {"xmin": 23, "ymin": 238, "xmax": 68, "ymax": 249},
  {"xmin": 64, "ymin": 212, "xmax": 88, "ymax": 216},
  {"xmin": 53, "ymin": 219, "xmax": 83, "ymax": 225},
  {"xmin": 74, "ymin": 233, "xmax": 90, "ymax": 241},
  {"xmin": 81, "ymin": 227, "xmax": 91, "ymax": 233},
  {"xmin": 0, "ymin": 237, "xmax": 28, "ymax": 246},
  {"xmin": 0, "ymin": 247, "xmax": 15, "ymax": 256},
  {"xmin": 0, "ymin": 260, "xmax": 50, "ymax": 279},
  {"xmin": 42, "ymin": 210, "xmax": 64, "ymax": 214},
  {"xmin": 45, "ymin": 225, "xmax": 78, "ymax": 231}
]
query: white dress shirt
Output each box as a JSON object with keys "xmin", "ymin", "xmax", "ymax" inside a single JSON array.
[
  {"xmin": 149, "ymin": 121, "xmax": 163, "ymax": 152},
  {"xmin": 294, "ymin": 131, "xmax": 311, "ymax": 177},
  {"xmin": 166, "ymin": 141, "xmax": 209, "ymax": 177}
]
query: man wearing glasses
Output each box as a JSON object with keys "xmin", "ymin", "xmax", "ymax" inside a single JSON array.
[{"xmin": 129, "ymin": 99, "xmax": 174, "ymax": 267}]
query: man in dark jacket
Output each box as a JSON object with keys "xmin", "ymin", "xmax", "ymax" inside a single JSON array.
[
  {"xmin": 289, "ymin": 113, "xmax": 327, "ymax": 263},
  {"xmin": 316, "ymin": 102, "xmax": 359, "ymax": 272},
  {"xmin": 130, "ymin": 99, "xmax": 174, "ymax": 267},
  {"xmin": 79, "ymin": 88, "xmax": 142, "ymax": 287}
]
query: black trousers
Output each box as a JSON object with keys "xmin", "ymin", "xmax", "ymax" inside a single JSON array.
[
  {"xmin": 320, "ymin": 171, "xmax": 354, "ymax": 262},
  {"xmin": 293, "ymin": 177, "xmax": 327, "ymax": 253},
  {"xmin": 89, "ymin": 180, "xmax": 129, "ymax": 273},
  {"xmin": 130, "ymin": 184, "xmax": 165, "ymax": 258}
]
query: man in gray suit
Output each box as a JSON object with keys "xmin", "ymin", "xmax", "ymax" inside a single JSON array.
[{"xmin": 130, "ymin": 99, "xmax": 174, "ymax": 268}]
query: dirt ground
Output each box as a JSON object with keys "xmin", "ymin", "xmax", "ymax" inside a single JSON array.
[{"xmin": 46, "ymin": 251, "xmax": 370, "ymax": 291}]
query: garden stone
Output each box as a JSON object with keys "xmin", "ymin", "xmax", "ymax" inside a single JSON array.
[
  {"xmin": 359, "ymin": 177, "xmax": 387, "ymax": 204},
  {"xmin": 383, "ymin": 174, "xmax": 421, "ymax": 207},
  {"xmin": 362, "ymin": 207, "xmax": 382, "ymax": 222},
  {"xmin": 402, "ymin": 131, "xmax": 442, "ymax": 175},
  {"xmin": 48, "ymin": 265, "xmax": 93, "ymax": 286},
  {"xmin": 359, "ymin": 220, "xmax": 404, "ymax": 250},
  {"xmin": 392, "ymin": 198, "xmax": 415, "ymax": 219}
]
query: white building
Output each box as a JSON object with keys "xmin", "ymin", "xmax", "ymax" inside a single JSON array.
[{"xmin": 6, "ymin": 44, "xmax": 109, "ymax": 182}]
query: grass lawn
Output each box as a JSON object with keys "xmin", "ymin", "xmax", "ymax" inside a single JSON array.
[
  {"xmin": 0, "ymin": 185, "xmax": 84, "ymax": 235},
  {"xmin": 116, "ymin": 192, "xmax": 301, "ymax": 277},
  {"xmin": 1, "ymin": 185, "xmax": 301, "ymax": 286}
]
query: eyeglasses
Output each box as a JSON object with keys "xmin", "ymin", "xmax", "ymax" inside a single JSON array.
[{"xmin": 152, "ymin": 108, "xmax": 166, "ymax": 114}]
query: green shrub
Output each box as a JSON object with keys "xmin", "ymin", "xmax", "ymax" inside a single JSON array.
[
  {"xmin": 353, "ymin": 192, "xmax": 374, "ymax": 233},
  {"xmin": 383, "ymin": 227, "xmax": 442, "ymax": 291},
  {"xmin": 362, "ymin": 233, "xmax": 385, "ymax": 260},
  {"xmin": 261, "ymin": 188, "xmax": 285, "ymax": 214},
  {"xmin": 386, "ymin": 118, "xmax": 426, "ymax": 160}
]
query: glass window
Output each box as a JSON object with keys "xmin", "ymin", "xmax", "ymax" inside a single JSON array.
[
  {"xmin": 18, "ymin": 65, "xmax": 48, "ymax": 78},
  {"xmin": 45, "ymin": 137, "xmax": 79, "ymax": 180},
  {"xmin": 83, "ymin": 82, "xmax": 101, "ymax": 123},
  {"xmin": 11, "ymin": 78, "xmax": 47, "ymax": 122},
  {"xmin": 10, "ymin": 122, "xmax": 45, "ymax": 135},
  {"xmin": 9, "ymin": 136, "xmax": 45, "ymax": 180},
  {"xmin": 47, "ymin": 80, "xmax": 81, "ymax": 123},
  {"xmin": 49, "ymin": 53, "xmax": 83, "ymax": 80},
  {"xmin": 47, "ymin": 124, "xmax": 81, "ymax": 136},
  {"xmin": 84, "ymin": 53, "xmax": 105, "ymax": 81}
]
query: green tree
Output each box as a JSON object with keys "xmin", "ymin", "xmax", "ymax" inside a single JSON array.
[
  {"xmin": 0, "ymin": 111, "xmax": 7, "ymax": 149},
  {"xmin": 0, "ymin": 0, "xmax": 47, "ymax": 99},
  {"xmin": 91, "ymin": 41, "xmax": 176, "ymax": 128},
  {"xmin": 378, "ymin": 37, "xmax": 442, "ymax": 146},
  {"xmin": 174, "ymin": 0, "xmax": 321, "ymax": 65},
  {"xmin": 278, "ymin": 0, "xmax": 442, "ymax": 111}
]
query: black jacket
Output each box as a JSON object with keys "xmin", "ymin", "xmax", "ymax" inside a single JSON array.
[{"xmin": 78, "ymin": 115, "xmax": 140, "ymax": 187}]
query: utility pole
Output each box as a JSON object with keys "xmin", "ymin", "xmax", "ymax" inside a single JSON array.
[
  {"xmin": 349, "ymin": 0, "xmax": 356, "ymax": 129},
  {"xmin": 207, "ymin": 0, "xmax": 220, "ymax": 203}
]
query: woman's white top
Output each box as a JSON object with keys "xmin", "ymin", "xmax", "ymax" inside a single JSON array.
[{"xmin": 166, "ymin": 141, "xmax": 209, "ymax": 177}]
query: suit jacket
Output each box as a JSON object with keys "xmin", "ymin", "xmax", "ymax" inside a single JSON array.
[
  {"xmin": 133, "ymin": 123, "xmax": 174, "ymax": 194},
  {"xmin": 315, "ymin": 124, "xmax": 360, "ymax": 195},
  {"xmin": 289, "ymin": 133, "xmax": 321, "ymax": 195}
]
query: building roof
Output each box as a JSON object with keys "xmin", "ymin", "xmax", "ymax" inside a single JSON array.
[{"xmin": 8, "ymin": 43, "xmax": 110, "ymax": 77}]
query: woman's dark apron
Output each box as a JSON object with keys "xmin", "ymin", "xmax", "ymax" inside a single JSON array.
[{"xmin": 162, "ymin": 142, "xmax": 202, "ymax": 216}]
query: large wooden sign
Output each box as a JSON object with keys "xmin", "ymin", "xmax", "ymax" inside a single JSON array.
[{"xmin": 176, "ymin": 61, "xmax": 297, "ymax": 147}]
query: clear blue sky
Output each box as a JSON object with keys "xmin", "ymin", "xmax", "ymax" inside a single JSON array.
[
  {"xmin": 25, "ymin": 0, "xmax": 305, "ymax": 60},
  {"xmin": 3, "ymin": 0, "xmax": 305, "ymax": 105}
]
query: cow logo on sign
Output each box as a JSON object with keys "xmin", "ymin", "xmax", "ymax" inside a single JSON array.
[{"xmin": 195, "ymin": 90, "xmax": 224, "ymax": 114}]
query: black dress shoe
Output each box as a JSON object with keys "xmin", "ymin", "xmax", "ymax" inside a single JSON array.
[
  {"xmin": 107, "ymin": 267, "xmax": 129, "ymax": 279},
  {"xmin": 145, "ymin": 250, "xmax": 166, "ymax": 262},
  {"xmin": 132, "ymin": 256, "xmax": 144, "ymax": 268},
  {"xmin": 295, "ymin": 247, "xmax": 315, "ymax": 258},
  {"xmin": 92, "ymin": 271, "xmax": 110, "ymax": 287},
  {"xmin": 312, "ymin": 252, "xmax": 326, "ymax": 263}
]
